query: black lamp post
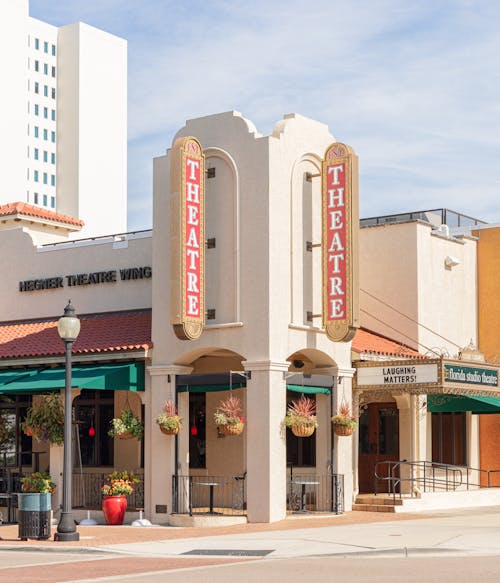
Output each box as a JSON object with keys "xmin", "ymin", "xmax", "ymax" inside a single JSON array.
[{"xmin": 54, "ymin": 300, "xmax": 80, "ymax": 542}]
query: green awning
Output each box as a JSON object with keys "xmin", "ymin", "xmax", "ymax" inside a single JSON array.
[
  {"xmin": 177, "ymin": 383, "xmax": 330, "ymax": 394},
  {"xmin": 428, "ymin": 394, "xmax": 500, "ymax": 414},
  {"xmin": 0, "ymin": 362, "xmax": 144, "ymax": 394},
  {"xmin": 178, "ymin": 383, "xmax": 245, "ymax": 393},
  {"xmin": 287, "ymin": 384, "xmax": 331, "ymax": 395}
]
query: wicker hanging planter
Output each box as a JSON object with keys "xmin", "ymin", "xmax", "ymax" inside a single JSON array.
[
  {"xmin": 219, "ymin": 421, "xmax": 244, "ymax": 436},
  {"xmin": 291, "ymin": 424, "xmax": 316, "ymax": 437},
  {"xmin": 159, "ymin": 424, "xmax": 181, "ymax": 436},
  {"xmin": 214, "ymin": 395, "xmax": 244, "ymax": 436},
  {"xmin": 156, "ymin": 401, "xmax": 182, "ymax": 436},
  {"xmin": 115, "ymin": 430, "xmax": 134, "ymax": 440},
  {"xmin": 332, "ymin": 423, "xmax": 356, "ymax": 437}
]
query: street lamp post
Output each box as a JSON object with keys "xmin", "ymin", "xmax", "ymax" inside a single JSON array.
[{"xmin": 54, "ymin": 300, "xmax": 80, "ymax": 542}]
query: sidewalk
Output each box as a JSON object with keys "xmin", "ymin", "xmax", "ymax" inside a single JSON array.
[{"xmin": 0, "ymin": 510, "xmax": 427, "ymax": 550}]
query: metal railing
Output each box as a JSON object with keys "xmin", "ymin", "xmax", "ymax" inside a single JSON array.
[
  {"xmin": 287, "ymin": 471, "xmax": 344, "ymax": 514},
  {"xmin": 172, "ymin": 474, "xmax": 246, "ymax": 516},
  {"xmin": 72, "ymin": 472, "xmax": 144, "ymax": 510},
  {"xmin": 374, "ymin": 460, "xmax": 500, "ymax": 502}
]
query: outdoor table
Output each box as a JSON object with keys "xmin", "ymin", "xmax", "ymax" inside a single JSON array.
[
  {"xmin": 198, "ymin": 481, "xmax": 222, "ymax": 514},
  {"xmin": 292, "ymin": 480, "xmax": 319, "ymax": 512}
]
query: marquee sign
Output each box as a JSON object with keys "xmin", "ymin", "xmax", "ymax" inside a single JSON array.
[
  {"xmin": 322, "ymin": 142, "xmax": 359, "ymax": 342},
  {"xmin": 444, "ymin": 363, "xmax": 498, "ymax": 388},
  {"xmin": 170, "ymin": 136, "xmax": 205, "ymax": 340},
  {"xmin": 356, "ymin": 363, "xmax": 439, "ymax": 387}
]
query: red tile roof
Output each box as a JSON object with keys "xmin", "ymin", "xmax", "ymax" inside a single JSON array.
[
  {"xmin": 352, "ymin": 328, "xmax": 422, "ymax": 358},
  {"xmin": 0, "ymin": 202, "xmax": 84, "ymax": 228},
  {"xmin": 0, "ymin": 310, "xmax": 152, "ymax": 360}
]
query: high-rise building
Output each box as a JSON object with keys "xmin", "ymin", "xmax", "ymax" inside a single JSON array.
[{"xmin": 0, "ymin": 0, "xmax": 127, "ymax": 239}]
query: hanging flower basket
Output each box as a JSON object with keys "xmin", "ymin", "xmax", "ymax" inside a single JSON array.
[
  {"xmin": 108, "ymin": 409, "xmax": 143, "ymax": 440},
  {"xmin": 115, "ymin": 430, "xmax": 134, "ymax": 440},
  {"xmin": 22, "ymin": 394, "xmax": 64, "ymax": 445},
  {"xmin": 214, "ymin": 396, "xmax": 245, "ymax": 437},
  {"xmin": 291, "ymin": 424, "xmax": 316, "ymax": 438},
  {"xmin": 218, "ymin": 421, "xmax": 244, "ymax": 436},
  {"xmin": 331, "ymin": 399, "xmax": 358, "ymax": 437},
  {"xmin": 332, "ymin": 423, "xmax": 356, "ymax": 437},
  {"xmin": 284, "ymin": 396, "xmax": 318, "ymax": 438},
  {"xmin": 156, "ymin": 400, "xmax": 182, "ymax": 436}
]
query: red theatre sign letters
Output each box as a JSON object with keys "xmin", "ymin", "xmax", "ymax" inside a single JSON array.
[
  {"xmin": 322, "ymin": 142, "xmax": 359, "ymax": 342},
  {"xmin": 170, "ymin": 136, "xmax": 205, "ymax": 340}
]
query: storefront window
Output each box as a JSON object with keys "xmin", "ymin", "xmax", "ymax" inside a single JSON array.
[
  {"xmin": 189, "ymin": 393, "xmax": 206, "ymax": 469},
  {"xmin": 74, "ymin": 390, "xmax": 114, "ymax": 467},
  {"xmin": 432, "ymin": 412, "xmax": 466, "ymax": 465},
  {"xmin": 0, "ymin": 395, "xmax": 32, "ymax": 467},
  {"xmin": 286, "ymin": 392, "xmax": 316, "ymax": 467}
]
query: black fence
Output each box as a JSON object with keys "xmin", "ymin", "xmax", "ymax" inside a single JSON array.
[
  {"xmin": 172, "ymin": 474, "xmax": 246, "ymax": 516},
  {"xmin": 287, "ymin": 473, "xmax": 344, "ymax": 514},
  {"xmin": 72, "ymin": 472, "xmax": 144, "ymax": 510}
]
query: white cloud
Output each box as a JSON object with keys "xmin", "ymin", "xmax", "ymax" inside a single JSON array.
[{"xmin": 30, "ymin": 0, "xmax": 500, "ymax": 230}]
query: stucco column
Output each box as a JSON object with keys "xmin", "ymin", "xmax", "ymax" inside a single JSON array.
[
  {"xmin": 146, "ymin": 364, "xmax": 192, "ymax": 524},
  {"xmin": 243, "ymin": 360, "xmax": 289, "ymax": 523},
  {"xmin": 333, "ymin": 367, "xmax": 355, "ymax": 511},
  {"xmin": 395, "ymin": 394, "xmax": 413, "ymax": 494}
]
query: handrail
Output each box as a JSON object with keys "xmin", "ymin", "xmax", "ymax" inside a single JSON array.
[{"xmin": 373, "ymin": 460, "xmax": 500, "ymax": 502}]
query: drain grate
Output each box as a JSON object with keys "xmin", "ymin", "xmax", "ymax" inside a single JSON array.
[{"xmin": 182, "ymin": 549, "xmax": 274, "ymax": 557}]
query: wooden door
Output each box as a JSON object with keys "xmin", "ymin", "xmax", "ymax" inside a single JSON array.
[{"xmin": 358, "ymin": 403, "xmax": 399, "ymax": 493}]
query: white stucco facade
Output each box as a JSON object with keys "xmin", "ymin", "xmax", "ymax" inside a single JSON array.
[{"xmin": 150, "ymin": 112, "xmax": 355, "ymax": 523}]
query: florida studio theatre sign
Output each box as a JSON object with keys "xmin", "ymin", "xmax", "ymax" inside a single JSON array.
[
  {"xmin": 322, "ymin": 142, "xmax": 360, "ymax": 342},
  {"xmin": 170, "ymin": 136, "xmax": 205, "ymax": 340}
]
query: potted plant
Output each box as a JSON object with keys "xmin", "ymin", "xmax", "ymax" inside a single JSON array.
[
  {"xmin": 156, "ymin": 400, "xmax": 182, "ymax": 435},
  {"xmin": 101, "ymin": 470, "xmax": 139, "ymax": 525},
  {"xmin": 214, "ymin": 395, "xmax": 245, "ymax": 436},
  {"xmin": 18, "ymin": 472, "xmax": 56, "ymax": 540},
  {"xmin": 332, "ymin": 400, "xmax": 358, "ymax": 436},
  {"xmin": 284, "ymin": 396, "xmax": 318, "ymax": 437},
  {"xmin": 22, "ymin": 394, "xmax": 64, "ymax": 445},
  {"xmin": 108, "ymin": 409, "xmax": 143, "ymax": 440}
]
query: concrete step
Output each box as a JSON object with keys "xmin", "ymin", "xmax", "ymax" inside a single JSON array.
[
  {"xmin": 352, "ymin": 503, "xmax": 396, "ymax": 513},
  {"xmin": 355, "ymin": 495, "xmax": 403, "ymax": 506}
]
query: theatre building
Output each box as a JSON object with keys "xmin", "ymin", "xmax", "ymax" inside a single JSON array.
[{"xmin": 1, "ymin": 113, "xmax": 500, "ymax": 526}]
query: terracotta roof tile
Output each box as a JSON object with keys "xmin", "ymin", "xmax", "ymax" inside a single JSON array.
[
  {"xmin": 0, "ymin": 310, "xmax": 152, "ymax": 360},
  {"xmin": 352, "ymin": 328, "xmax": 422, "ymax": 358},
  {"xmin": 0, "ymin": 201, "xmax": 84, "ymax": 228}
]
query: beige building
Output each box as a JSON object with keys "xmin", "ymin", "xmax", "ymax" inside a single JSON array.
[{"xmin": 1, "ymin": 114, "xmax": 499, "ymax": 528}]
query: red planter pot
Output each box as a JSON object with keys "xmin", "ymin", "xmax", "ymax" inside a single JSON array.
[{"xmin": 102, "ymin": 495, "xmax": 128, "ymax": 525}]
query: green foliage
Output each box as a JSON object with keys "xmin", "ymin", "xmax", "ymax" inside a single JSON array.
[
  {"xmin": 331, "ymin": 400, "xmax": 358, "ymax": 428},
  {"xmin": 0, "ymin": 406, "xmax": 15, "ymax": 451},
  {"xmin": 21, "ymin": 472, "xmax": 56, "ymax": 494},
  {"xmin": 214, "ymin": 395, "xmax": 244, "ymax": 426},
  {"xmin": 155, "ymin": 400, "xmax": 182, "ymax": 431},
  {"xmin": 23, "ymin": 394, "xmax": 64, "ymax": 445},
  {"xmin": 101, "ymin": 470, "xmax": 140, "ymax": 496},
  {"xmin": 108, "ymin": 409, "xmax": 143, "ymax": 440},
  {"xmin": 284, "ymin": 396, "xmax": 318, "ymax": 428}
]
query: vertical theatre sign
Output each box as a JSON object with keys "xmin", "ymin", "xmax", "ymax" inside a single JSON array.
[
  {"xmin": 170, "ymin": 136, "xmax": 205, "ymax": 340},
  {"xmin": 322, "ymin": 142, "xmax": 360, "ymax": 342}
]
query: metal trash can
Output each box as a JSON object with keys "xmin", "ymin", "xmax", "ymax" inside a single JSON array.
[{"xmin": 17, "ymin": 493, "xmax": 51, "ymax": 540}]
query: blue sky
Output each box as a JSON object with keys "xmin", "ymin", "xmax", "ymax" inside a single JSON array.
[{"xmin": 30, "ymin": 1, "xmax": 500, "ymax": 231}]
